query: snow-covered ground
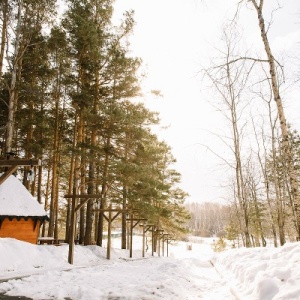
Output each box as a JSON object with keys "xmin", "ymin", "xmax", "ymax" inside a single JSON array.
[{"xmin": 0, "ymin": 237, "xmax": 299, "ymax": 299}]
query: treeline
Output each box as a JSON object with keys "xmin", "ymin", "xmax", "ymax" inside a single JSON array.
[
  {"xmin": 0, "ymin": 0, "xmax": 189, "ymax": 246},
  {"xmin": 185, "ymin": 202, "xmax": 229, "ymax": 237}
]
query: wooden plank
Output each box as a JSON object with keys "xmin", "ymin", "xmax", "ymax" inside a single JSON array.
[
  {"xmin": 75, "ymin": 198, "xmax": 93, "ymax": 212},
  {"xmin": 0, "ymin": 166, "xmax": 18, "ymax": 185},
  {"xmin": 111, "ymin": 211, "xmax": 122, "ymax": 222},
  {"xmin": 38, "ymin": 237, "xmax": 55, "ymax": 245},
  {"xmin": 64, "ymin": 194, "xmax": 100, "ymax": 199},
  {"xmin": 95, "ymin": 209, "xmax": 127, "ymax": 212},
  {"xmin": 126, "ymin": 218, "xmax": 147, "ymax": 222},
  {"xmin": 0, "ymin": 159, "xmax": 41, "ymax": 166}
]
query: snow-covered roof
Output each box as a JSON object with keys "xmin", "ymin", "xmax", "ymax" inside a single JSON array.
[{"xmin": 0, "ymin": 175, "xmax": 47, "ymax": 217}]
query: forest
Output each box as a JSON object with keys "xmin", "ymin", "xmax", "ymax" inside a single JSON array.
[
  {"xmin": 0, "ymin": 0, "xmax": 190, "ymax": 247},
  {"xmin": 1, "ymin": 0, "xmax": 300, "ymax": 250}
]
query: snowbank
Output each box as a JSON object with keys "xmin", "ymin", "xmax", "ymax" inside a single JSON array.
[
  {"xmin": 213, "ymin": 242, "xmax": 300, "ymax": 299},
  {"xmin": 0, "ymin": 237, "xmax": 299, "ymax": 299}
]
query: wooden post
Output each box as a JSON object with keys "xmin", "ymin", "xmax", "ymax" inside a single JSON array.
[
  {"xmin": 142, "ymin": 224, "xmax": 145, "ymax": 258},
  {"xmin": 154, "ymin": 229, "xmax": 164, "ymax": 257},
  {"xmin": 162, "ymin": 234, "xmax": 169, "ymax": 257},
  {"xmin": 127, "ymin": 216, "xmax": 147, "ymax": 258},
  {"xmin": 141, "ymin": 224, "xmax": 154, "ymax": 258},
  {"xmin": 65, "ymin": 194, "xmax": 100, "ymax": 264},
  {"xmin": 107, "ymin": 204, "xmax": 112, "ymax": 260},
  {"xmin": 129, "ymin": 213, "xmax": 133, "ymax": 258},
  {"xmin": 95, "ymin": 206, "xmax": 128, "ymax": 260},
  {"xmin": 152, "ymin": 227, "xmax": 155, "ymax": 256},
  {"xmin": 166, "ymin": 238, "xmax": 174, "ymax": 257},
  {"xmin": 167, "ymin": 239, "xmax": 169, "ymax": 257},
  {"xmin": 158, "ymin": 232, "xmax": 161, "ymax": 257},
  {"xmin": 68, "ymin": 192, "xmax": 76, "ymax": 264}
]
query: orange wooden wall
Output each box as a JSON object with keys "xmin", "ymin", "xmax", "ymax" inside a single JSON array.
[{"xmin": 0, "ymin": 218, "xmax": 40, "ymax": 244}]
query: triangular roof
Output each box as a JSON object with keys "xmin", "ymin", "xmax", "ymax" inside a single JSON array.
[{"xmin": 0, "ymin": 175, "xmax": 47, "ymax": 218}]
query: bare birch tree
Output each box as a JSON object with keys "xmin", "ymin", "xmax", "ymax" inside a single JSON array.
[
  {"xmin": 240, "ymin": 0, "xmax": 300, "ymax": 237},
  {"xmin": 204, "ymin": 29, "xmax": 255, "ymax": 247}
]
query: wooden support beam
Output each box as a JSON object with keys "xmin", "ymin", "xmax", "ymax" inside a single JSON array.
[
  {"xmin": 161, "ymin": 234, "xmax": 169, "ymax": 257},
  {"xmin": 107, "ymin": 204, "xmax": 112, "ymax": 260},
  {"xmin": 129, "ymin": 213, "xmax": 134, "ymax": 258},
  {"xmin": 95, "ymin": 208, "xmax": 127, "ymax": 213},
  {"xmin": 68, "ymin": 192, "xmax": 76, "ymax": 264},
  {"xmin": 0, "ymin": 166, "xmax": 18, "ymax": 185},
  {"xmin": 126, "ymin": 218, "xmax": 147, "ymax": 229},
  {"xmin": 153, "ymin": 229, "xmax": 164, "ymax": 257},
  {"xmin": 127, "ymin": 214, "xmax": 147, "ymax": 258},
  {"xmin": 141, "ymin": 224, "xmax": 146, "ymax": 258},
  {"xmin": 0, "ymin": 158, "xmax": 42, "ymax": 185},
  {"xmin": 153, "ymin": 229, "xmax": 164, "ymax": 237},
  {"xmin": 96, "ymin": 206, "xmax": 128, "ymax": 259},
  {"xmin": 166, "ymin": 237, "xmax": 175, "ymax": 257},
  {"xmin": 140, "ymin": 222, "xmax": 153, "ymax": 258},
  {"xmin": 139, "ymin": 224, "xmax": 156, "ymax": 256},
  {"xmin": 64, "ymin": 194, "xmax": 100, "ymax": 199},
  {"xmin": 142, "ymin": 225, "xmax": 156, "ymax": 256},
  {"xmin": 66, "ymin": 193, "xmax": 100, "ymax": 264},
  {"xmin": 0, "ymin": 159, "xmax": 41, "ymax": 166},
  {"xmin": 143, "ymin": 224, "xmax": 155, "ymax": 233}
]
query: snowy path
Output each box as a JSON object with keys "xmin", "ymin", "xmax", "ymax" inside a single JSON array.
[
  {"xmin": 0, "ymin": 245, "xmax": 235, "ymax": 300},
  {"xmin": 0, "ymin": 238, "xmax": 236, "ymax": 299},
  {"xmin": 0, "ymin": 256, "xmax": 234, "ymax": 299},
  {"xmin": 2, "ymin": 237, "xmax": 300, "ymax": 299}
]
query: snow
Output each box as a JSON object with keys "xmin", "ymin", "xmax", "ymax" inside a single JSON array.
[
  {"xmin": 0, "ymin": 175, "xmax": 299, "ymax": 299},
  {"xmin": 0, "ymin": 237, "xmax": 299, "ymax": 299},
  {"xmin": 0, "ymin": 175, "xmax": 46, "ymax": 216}
]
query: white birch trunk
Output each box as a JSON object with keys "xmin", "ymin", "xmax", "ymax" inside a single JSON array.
[{"xmin": 250, "ymin": 0, "xmax": 300, "ymax": 236}]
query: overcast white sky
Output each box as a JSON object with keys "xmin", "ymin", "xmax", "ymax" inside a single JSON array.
[{"xmin": 113, "ymin": 0, "xmax": 300, "ymax": 204}]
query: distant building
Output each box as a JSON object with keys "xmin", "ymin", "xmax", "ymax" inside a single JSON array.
[{"xmin": 0, "ymin": 175, "xmax": 48, "ymax": 244}]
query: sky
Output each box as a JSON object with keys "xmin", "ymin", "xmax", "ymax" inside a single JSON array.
[
  {"xmin": 112, "ymin": 0, "xmax": 300, "ymax": 204},
  {"xmin": 0, "ymin": 236, "xmax": 300, "ymax": 299}
]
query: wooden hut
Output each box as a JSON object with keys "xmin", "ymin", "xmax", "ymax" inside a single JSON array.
[{"xmin": 0, "ymin": 175, "xmax": 48, "ymax": 244}]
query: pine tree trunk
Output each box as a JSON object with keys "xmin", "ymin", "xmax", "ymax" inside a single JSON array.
[
  {"xmin": 37, "ymin": 165, "xmax": 42, "ymax": 204},
  {"xmin": 71, "ymin": 111, "xmax": 81, "ymax": 243},
  {"xmin": 97, "ymin": 137, "xmax": 110, "ymax": 246},
  {"xmin": 84, "ymin": 131, "xmax": 96, "ymax": 245},
  {"xmin": 84, "ymin": 68, "xmax": 100, "ymax": 245},
  {"xmin": 48, "ymin": 91, "xmax": 60, "ymax": 238},
  {"xmin": 65, "ymin": 121, "xmax": 76, "ymax": 242},
  {"xmin": 79, "ymin": 116, "xmax": 86, "ymax": 244},
  {"xmin": 0, "ymin": 0, "xmax": 8, "ymax": 77},
  {"xmin": 5, "ymin": 0, "xmax": 22, "ymax": 154},
  {"xmin": 42, "ymin": 167, "xmax": 51, "ymax": 237}
]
